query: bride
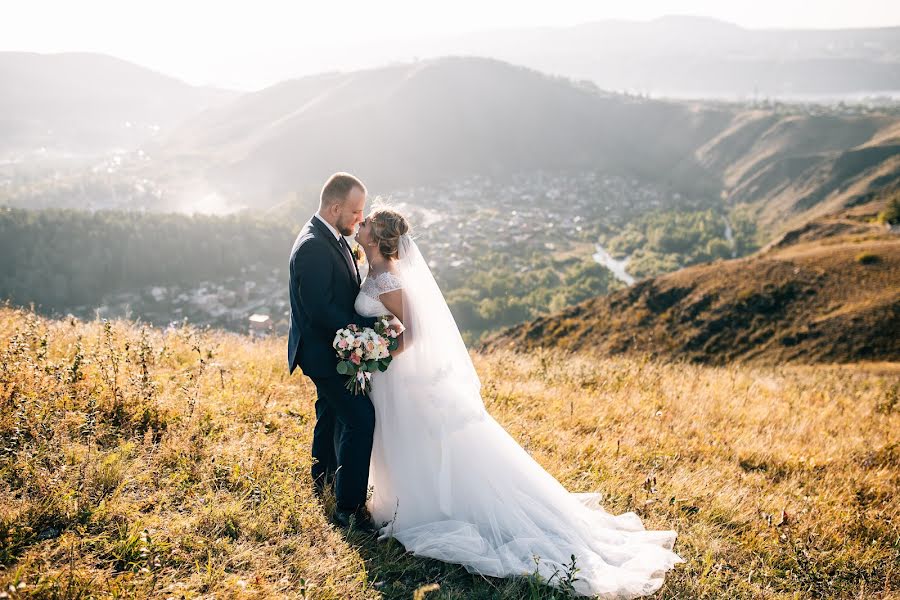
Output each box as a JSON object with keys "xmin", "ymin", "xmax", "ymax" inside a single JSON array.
[{"xmin": 353, "ymin": 207, "xmax": 683, "ymax": 598}]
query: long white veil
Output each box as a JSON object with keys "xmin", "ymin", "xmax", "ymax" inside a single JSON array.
[{"xmin": 394, "ymin": 234, "xmax": 485, "ymax": 425}]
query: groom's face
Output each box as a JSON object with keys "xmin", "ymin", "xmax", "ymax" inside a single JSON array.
[{"xmin": 334, "ymin": 186, "xmax": 367, "ymax": 236}]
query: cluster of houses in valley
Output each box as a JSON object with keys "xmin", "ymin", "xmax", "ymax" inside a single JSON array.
[
  {"xmin": 387, "ymin": 170, "xmax": 679, "ymax": 274},
  {"xmin": 81, "ymin": 270, "xmax": 286, "ymax": 336},
  {"xmin": 67, "ymin": 170, "xmax": 687, "ymax": 336}
]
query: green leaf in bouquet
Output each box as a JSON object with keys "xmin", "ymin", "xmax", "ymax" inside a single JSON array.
[{"xmin": 336, "ymin": 361, "xmax": 351, "ymax": 375}]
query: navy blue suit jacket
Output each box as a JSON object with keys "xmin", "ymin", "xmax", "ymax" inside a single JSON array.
[{"xmin": 288, "ymin": 216, "xmax": 376, "ymax": 377}]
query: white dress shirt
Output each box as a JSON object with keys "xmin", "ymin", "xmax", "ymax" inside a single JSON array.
[{"xmin": 314, "ymin": 212, "xmax": 342, "ymax": 240}]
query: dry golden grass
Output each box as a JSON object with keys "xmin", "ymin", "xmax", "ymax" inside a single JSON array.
[{"xmin": 0, "ymin": 306, "xmax": 898, "ymax": 599}]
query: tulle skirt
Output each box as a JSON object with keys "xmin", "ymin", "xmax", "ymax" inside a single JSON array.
[{"xmin": 366, "ymin": 353, "xmax": 684, "ymax": 598}]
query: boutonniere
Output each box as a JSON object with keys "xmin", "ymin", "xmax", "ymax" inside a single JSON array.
[{"xmin": 351, "ymin": 242, "xmax": 365, "ymax": 266}]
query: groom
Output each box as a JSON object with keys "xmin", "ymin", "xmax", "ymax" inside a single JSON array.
[{"xmin": 288, "ymin": 172, "xmax": 379, "ymax": 532}]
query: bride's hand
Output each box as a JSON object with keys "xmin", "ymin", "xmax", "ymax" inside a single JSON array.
[
  {"xmin": 383, "ymin": 314, "xmax": 405, "ymax": 336},
  {"xmin": 381, "ymin": 315, "xmax": 406, "ymax": 356}
]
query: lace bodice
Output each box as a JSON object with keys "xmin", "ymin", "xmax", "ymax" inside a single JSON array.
[{"xmin": 355, "ymin": 271, "xmax": 403, "ymax": 317}]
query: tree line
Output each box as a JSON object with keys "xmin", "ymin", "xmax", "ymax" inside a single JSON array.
[{"xmin": 0, "ymin": 208, "xmax": 294, "ymax": 310}]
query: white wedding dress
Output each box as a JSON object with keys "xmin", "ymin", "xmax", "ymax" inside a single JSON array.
[{"xmin": 354, "ymin": 237, "xmax": 683, "ymax": 599}]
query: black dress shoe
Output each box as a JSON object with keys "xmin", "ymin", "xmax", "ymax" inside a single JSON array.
[{"xmin": 333, "ymin": 508, "xmax": 378, "ymax": 535}]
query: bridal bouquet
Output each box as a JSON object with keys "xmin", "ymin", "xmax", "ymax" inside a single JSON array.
[{"xmin": 333, "ymin": 316, "xmax": 400, "ymax": 394}]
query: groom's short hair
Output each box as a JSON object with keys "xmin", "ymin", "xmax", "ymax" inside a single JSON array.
[{"xmin": 320, "ymin": 172, "xmax": 366, "ymax": 208}]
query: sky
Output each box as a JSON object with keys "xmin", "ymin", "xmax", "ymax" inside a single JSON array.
[{"xmin": 4, "ymin": 0, "xmax": 900, "ymax": 89}]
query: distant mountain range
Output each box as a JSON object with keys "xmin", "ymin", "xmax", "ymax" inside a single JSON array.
[
  {"xmin": 151, "ymin": 57, "xmax": 724, "ymax": 204},
  {"xmin": 1, "ymin": 47, "xmax": 897, "ymax": 366},
  {"xmin": 240, "ymin": 16, "xmax": 900, "ymax": 100},
  {"xmin": 3, "ymin": 51, "xmax": 899, "ymax": 241},
  {"xmin": 485, "ymin": 190, "xmax": 900, "ymax": 365},
  {"xmin": 422, "ymin": 16, "xmax": 900, "ymax": 100},
  {"xmin": 151, "ymin": 56, "xmax": 900, "ymax": 237},
  {"xmin": 0, "ymin": 52, "xmax": 236, "ymax": 155}
]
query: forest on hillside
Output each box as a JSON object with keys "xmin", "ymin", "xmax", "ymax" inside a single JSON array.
[{"xmin": 0, "ymin": 208, "xmax": 294, "ymax": 310}]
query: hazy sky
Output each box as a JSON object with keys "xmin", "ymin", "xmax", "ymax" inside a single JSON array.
[{"xmin": 4, "ymin": 0, "xmax": 900, "ymax": 89}]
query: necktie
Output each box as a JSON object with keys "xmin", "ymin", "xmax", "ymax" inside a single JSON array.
[{"xmin": 338, "ymin": 237, "xmax": 358, "ymax": 282}]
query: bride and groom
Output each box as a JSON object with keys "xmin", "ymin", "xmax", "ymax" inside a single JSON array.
[{"xmin": 287, "ymin": 172, "xmax": 683, "ymax": 598}]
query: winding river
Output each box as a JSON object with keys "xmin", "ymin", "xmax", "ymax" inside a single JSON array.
[{"xmin": 592, "ymin": 244, "xmax": 635, "ymax": 286}]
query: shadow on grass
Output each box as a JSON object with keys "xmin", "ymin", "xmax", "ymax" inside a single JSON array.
[{"xmin": 328, "ymin": 508, "xmax": 582, "ymax": 600}]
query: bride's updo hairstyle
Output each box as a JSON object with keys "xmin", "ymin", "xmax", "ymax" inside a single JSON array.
[{"xmin": 369, "ymin": 207, "xmax": 410, "ymax": 260}]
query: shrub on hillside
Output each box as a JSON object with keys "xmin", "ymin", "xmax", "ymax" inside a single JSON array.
[
  {"xmin": 856, "ymin": 252, "xmax": 881, "ymax": 264},
  {"xmin": 877, "ymin": 195, "xmax": 900, "ymax": 225}
]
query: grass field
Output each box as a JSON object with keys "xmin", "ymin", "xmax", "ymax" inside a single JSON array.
[{"xmin": 1, "ymin": 306, "xmax": 898, "ymax": 598}]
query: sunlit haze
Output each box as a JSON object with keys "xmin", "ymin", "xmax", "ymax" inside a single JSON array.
[{"xmin": 4, "ymin": 0, "xmax": 900, "ymax": 89}]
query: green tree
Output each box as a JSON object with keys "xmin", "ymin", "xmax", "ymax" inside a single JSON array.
[{"xmin": 706, "ymin": 238, "xmax": 733, "ymax": 259}]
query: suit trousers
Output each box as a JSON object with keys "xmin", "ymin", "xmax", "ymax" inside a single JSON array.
[{"xmin": 309, "ymin": 374, "xmax": 375, "ymax": 512}]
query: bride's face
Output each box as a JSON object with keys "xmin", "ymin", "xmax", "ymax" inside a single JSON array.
[{"xmin": 355, "ymin": 215, "xmax": 375, "ymax": 249}]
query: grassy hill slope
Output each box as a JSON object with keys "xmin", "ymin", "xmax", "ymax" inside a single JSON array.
[
  {"xmin": 0, "ymin": 308, "xmax": 897, "ymax": 598},
  {"xmin": 695, "ymin": 110, "xmax": 900, "ymax": 236},
  {"xmin": 487, "ymin": 196, "xmax": 899, "ymax": 365}
]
